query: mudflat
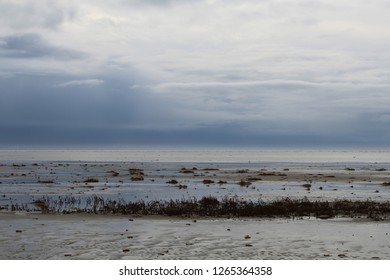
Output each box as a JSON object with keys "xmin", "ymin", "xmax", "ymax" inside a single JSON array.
[{"xmin": 1, "ymin": 159, "xmax": 389, "ymax": 259}]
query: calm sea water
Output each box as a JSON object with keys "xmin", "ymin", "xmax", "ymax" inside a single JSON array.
[{"xmin": 0, "ymin": 149, "xmax": 389, "ymax": 163}]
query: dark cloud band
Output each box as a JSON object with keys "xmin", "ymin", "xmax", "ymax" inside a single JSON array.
[{"xmin": 0, "ymin": 34, "xmax": 84, "ymax": 59}]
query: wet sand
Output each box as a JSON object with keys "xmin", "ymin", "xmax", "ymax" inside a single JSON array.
[{"xmin": 1, "ymin": 213, "xmax": 389, "ymax": 260}]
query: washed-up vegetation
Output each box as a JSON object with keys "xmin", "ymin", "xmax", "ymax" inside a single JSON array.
[
  {"xmin": 129, "ymin": 168, "xmax": 144, "ymax": 181},
  {"xmin": 6, "ymin": 195, "xmax": 390, "ymax": 220},
  {"xmin": 84, "ymin": 178, "xmax": 99, "ymax": 183}
]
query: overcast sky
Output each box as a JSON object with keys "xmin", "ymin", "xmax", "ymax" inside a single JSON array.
[{"xmin": 1, "ymin": 0, "xmax": 390, "ymax": 148}]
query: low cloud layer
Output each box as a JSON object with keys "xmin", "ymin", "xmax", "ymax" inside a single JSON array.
[
  {"xmin": 1, "ymin": 0, "xmax": 390, "ymax": 148},
  {"xmin": 54, "ymin": 79, "xmax": 104, "ymax": 88},
  {"xmin": 0, "ymin": 33, "xmax": 83, "ymax": 59}
]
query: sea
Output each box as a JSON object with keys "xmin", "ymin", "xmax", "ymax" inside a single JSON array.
[{"xmin": 0, "ymin": 149, "xmax": 389, "ymax": 164}]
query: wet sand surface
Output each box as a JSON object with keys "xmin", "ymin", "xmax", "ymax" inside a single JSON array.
[{"xmin": 1, "ymin": 213, "xmax": 389, "ymax": 260}]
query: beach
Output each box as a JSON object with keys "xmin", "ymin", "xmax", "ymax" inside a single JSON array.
[
  {"xmin": 0, "ymin": 150, "xmax": 389, "ymax": 259},
  {"xmin": 1, "ymin": 213, "xmax": 389, "ymax": 260}
]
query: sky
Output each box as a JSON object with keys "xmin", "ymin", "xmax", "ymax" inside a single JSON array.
[{"xmin": 1, "ymin": 0, "xmax": 390, "ymax": 149}]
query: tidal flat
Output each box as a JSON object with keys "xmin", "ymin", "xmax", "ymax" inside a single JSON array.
[{"xmin": 1, "ymin": 151, "xmax": 390, "ymax": 259}]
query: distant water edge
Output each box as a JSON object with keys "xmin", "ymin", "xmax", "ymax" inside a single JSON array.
[{"xmin": 0, "ymin": 149, "xmax": 389, "ymax": 163}]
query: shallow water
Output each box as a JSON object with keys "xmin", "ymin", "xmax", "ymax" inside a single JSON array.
[
  {"xmin": 1, "ymin": 159, "xmax": 389, "ymax": 212},
  {"xmin": 1, "ymin": 149, "xmax": 390, "ymax": 163}
]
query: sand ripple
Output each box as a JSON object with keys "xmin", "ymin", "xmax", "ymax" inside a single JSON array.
[{"xmin": 1, "ymin": 214, "xmax": 389, "ymax": 260}]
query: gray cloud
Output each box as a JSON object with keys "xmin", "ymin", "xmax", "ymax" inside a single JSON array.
[
  {"xmin": 0, "ymin": 72, "xmax": 176, "ymax": 132},
  {"xmin": 113, "ymin": 0, "xmax": 193, "ymax": 7},
  {"xmin": 1, "ymin": 0, "xmax": 390, "ymax": 148},
  {"xmin": 0, "ymin": 34, "xmax": 84, "ymax": 59},
  {"xmin": 0, "ymin": 0, "xmax": 77, "ymax": 30}
]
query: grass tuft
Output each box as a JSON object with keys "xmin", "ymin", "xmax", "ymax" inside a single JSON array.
[{"xmin": 8, "ymin": 195, "xmax": 389, "ymax": 220}]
